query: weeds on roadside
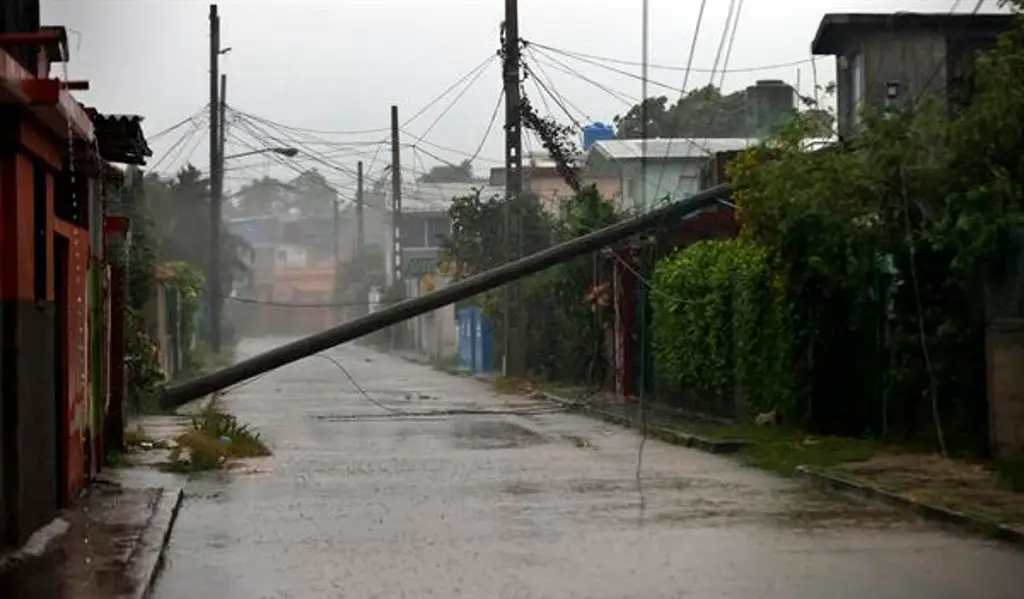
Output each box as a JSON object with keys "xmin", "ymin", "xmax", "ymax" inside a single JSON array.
[{"xmin": 165, "ymin": 405, "xmax": 271, "ymax": 473}]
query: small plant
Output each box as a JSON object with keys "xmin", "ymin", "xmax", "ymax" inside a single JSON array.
[{"xmin": 165, "ymin": 406, "xmax": 271, "ymax": 472}]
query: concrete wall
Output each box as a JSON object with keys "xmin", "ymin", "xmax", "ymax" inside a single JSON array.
[
  {"xmin": 833, "ymin": 30, "xmax": 946, "ymax": 137},
  {"xmin": 618, "ymin": 159, "xmax": 704, "ymax": 212}
]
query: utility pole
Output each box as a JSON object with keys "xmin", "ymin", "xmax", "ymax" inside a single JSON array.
[
  {"xmin": 160, "ymin": 185, "xmax": 733, "ymax": 408},
  {"xmin": 390, "ymin": 106, "xmax": 403, "ymax": 285},
  {"xmin": 208, "ymin": 3, "xmax": 223, "ymax": 353},
  {"xmin": 220, "ymin": 74, "xmax": 227, "ymax": 159},
  {"xmin": 502, "ymin": 0, "xmax": 525, "ymax": 377},
  {"xmin": 389, "ymin": 106, "xmax": 403, "ymax": 350},
  {"xmin": 356, "ymin": 160, "xmax": 365, "ymax": 252}
]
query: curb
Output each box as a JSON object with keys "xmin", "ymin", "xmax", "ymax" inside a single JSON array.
[
  {"xmin": 132, "ymin": 487, "xmax": 185, "ymax": 599},
  {"xmin": 540, "ymin": 392, "xmax": 749, "ymax": 455},
  {"xmin": 795, "ymin": 466, "xmax": 1024, "ymax": 547}
]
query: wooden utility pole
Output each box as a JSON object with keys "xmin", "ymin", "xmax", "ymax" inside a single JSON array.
[
  {"xmin": 389, "ymin": 106, "xmax": 403, "ymax": 350},
  {"xmin": 220, "ymin": 74, "xmax": 227, "ymax": 158},
  {"xmin": 160, "ymin": 185, "xmax": 733, "ymax": 408},
  {"xmin": 208, "ymin": 3, "xmax": 223, "ymax": 353},
  {"xmin": 356, "ymin": 160, "xmax": 365, "ymax": 252},
  {"xmin": 390, "ymin": 105, "xmax": 403, "ymax": 285},
  {"xmin": 503, "ymin": 0, "xmax": 525, "ymax": 377}
]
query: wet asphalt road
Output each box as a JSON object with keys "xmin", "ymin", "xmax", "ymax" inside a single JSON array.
[{"xmin": 150, "ymin": 338, "xmax": 1024, "ymax": 599}]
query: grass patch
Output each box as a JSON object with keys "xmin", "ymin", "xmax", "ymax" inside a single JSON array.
[
  {"xmin": 670, "ymin": 421, "xmax": 891, "ymax": 476},
  {"xmin": 165, "ymin": 406, "xmax": 271, "ymax": 472},
  {"xmin": 492, "ymin": 376, "xmax": 531, "ymax": 394}
]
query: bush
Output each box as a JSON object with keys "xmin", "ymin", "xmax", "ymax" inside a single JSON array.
[{"xmin": 651, "ymin": 239, "xmax": 796, "ymax": 420}]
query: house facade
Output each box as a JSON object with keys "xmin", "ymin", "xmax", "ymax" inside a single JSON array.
[
  {"xmin": 1, "ymin": 15, "xmax": 150, "ymax": 549},
  {"xmin": 583, "ymin": 138, "xmax": 757, "ymax": 213},
  {"xmin": 489, "ymin": 152, "xmax": 621, "ymax": 216},
  {"xmin": 811, "ymin": 12, "xmax": 1016, "ymax": 138}
]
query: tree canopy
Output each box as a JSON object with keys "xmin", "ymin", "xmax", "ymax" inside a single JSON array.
[
  {"xmin": 612, "ymin": 83, "xmax": 835, "ymax": 139},
  {"xmin": 613, "ymin": 85, "xmax": 750, "ymax": 138},
  {"xmin": 417, "ymin": 159, "xmax": 476, "ymax": 184}
]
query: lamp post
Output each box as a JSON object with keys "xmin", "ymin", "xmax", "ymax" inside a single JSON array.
[{"xmin": 223, "ymin": 147, "xmax": 299, "ymax": 160}]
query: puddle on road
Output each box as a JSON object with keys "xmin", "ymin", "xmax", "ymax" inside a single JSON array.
[{"xmin": 451, "ymin": 420, "xmax": 547, "ymax": 450}]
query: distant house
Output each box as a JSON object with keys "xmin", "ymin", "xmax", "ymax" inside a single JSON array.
[
  {"xmin": 384, "ymin": 181, "xmax": 503, "ymax": 282},
  {"xmin": 582, "ymin": 138, "xmax": 757, "ymax": 213},
  {"xmin": 489, "ymin": 152, "xmax": 621, "ymax": 216},
  {"xmin": 811, "ymin": 12, "xmax": 1016, "ymax": 138}
]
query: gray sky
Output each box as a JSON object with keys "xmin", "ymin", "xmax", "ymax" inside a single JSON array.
[{"xmin": 42, "ymin": 0, "xmax": 995, "ymax": 199}]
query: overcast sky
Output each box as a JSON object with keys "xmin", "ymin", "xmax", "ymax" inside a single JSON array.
[{"xmin": 41, "ymin": 0, "xmax": 1000, "ymax": 199}]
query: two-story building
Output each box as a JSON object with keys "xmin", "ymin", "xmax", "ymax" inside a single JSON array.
[
  {"xmin": 811, "ymin": 10, "xmax": 1021, "ymax": 459},
  {"xmin": 811, "ymin": 12, "xmax": 1016, "ymax": 138}
]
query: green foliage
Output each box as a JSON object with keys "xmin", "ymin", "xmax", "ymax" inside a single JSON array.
[
  {"xmin": 161, "ymin": 261, "xmax": 205, "ymax": 374},
  {"xmin": 614, "ymin": 87, "xmax": 752, "ymax": 138},
  {"xmin": 711, "ymin": 12, "xmax": 1024, "ymax": 451},
  {"xmin": 651, "ymin": 239, "xmax": 796, "ymax": 419},
  {"xmin": 442, "ymin": 185, "xmax": 620, "ymax": 384}
]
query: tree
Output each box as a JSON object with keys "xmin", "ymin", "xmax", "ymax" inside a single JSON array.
[
  {"xmin": 144, "ymin": 164, "xmax": 252, "ymax": 297},
  {"xmin": 613, "ymin": 85, "xmax": 752, "ymax": 139},
  {"xmin": 229, "ymin": 176, "xmax": 290, "ymax": 218},
  {"xmin": 418, "ymin": 159, "xmax": 475, "ymax": 183},
  {"xmin": 288, "ymin": 169, "xmax": 336, "ymax": 216}
]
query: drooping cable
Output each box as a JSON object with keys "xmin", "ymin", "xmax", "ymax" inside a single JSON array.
[{"xmin": 717, "ymin": 0, "xmax": 746, "ymax": 88}]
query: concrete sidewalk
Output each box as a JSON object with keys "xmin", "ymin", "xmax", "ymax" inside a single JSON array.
[{"xmin": 0, "ymin": 482, "xmax": 183, "ymax": 599}]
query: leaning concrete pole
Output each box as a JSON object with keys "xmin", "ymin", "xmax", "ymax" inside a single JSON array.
[{"xmin": 158, "ymin": 184, "xmax": 733, "ymax": 408}]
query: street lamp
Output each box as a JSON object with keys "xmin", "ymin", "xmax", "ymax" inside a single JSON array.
[{"xmin": 223, "ymin": 147, "xmax": 299, "ymax": 160}]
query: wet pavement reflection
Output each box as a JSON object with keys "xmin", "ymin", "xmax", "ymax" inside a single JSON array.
[{"xmin": 151, "ymin": 338, "xmax": 1024, "ymax": 599}]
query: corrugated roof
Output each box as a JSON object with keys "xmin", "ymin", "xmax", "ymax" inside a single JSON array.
[
  {"xmin": 588, "ymin": 138, "xmax": 758, "ymax": 162},
  {"xmin": 84, "ymin": 107, "xmax": 152, "ymax": 165}
]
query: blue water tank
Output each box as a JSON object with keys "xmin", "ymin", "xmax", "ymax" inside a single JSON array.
[{"xmin": 582, "ymin": 122, "xmax": 615, "ymax": 151}]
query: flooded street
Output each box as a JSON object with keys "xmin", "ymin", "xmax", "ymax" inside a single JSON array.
[{"xmin": 151, "ymin": 338, "xmax": 1024, "ymax": 599}]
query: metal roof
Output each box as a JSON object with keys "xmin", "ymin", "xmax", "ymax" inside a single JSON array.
[
  {"xmin": 811, "ymin": 12, "xmax": 1016, "ymax": 55},
  {"xmin": 84, "ymin": 107, "xmax": 153, "ymax": 165},
  {"xmin": 587, "ymin": 138, "xmax": 758, "ymax": 162}
]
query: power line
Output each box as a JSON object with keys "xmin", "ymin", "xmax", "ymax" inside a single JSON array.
[
  {"xmin": 523, "ymin": 38, "xmax": 815, "ymax": 75},
  {"xmin": 653, "ymin": 0, "xmax": 709, "ymax": 204},
  {"xmin": 146, "ymin": 107, "xmax": 208, "ymax": 141},
  {"xmin": 149, "ymin": 112, "xmax": 210, "ymax": 173},
  {"xmin": 469, "ymin": 87, "xmax": 505, "ymax": 165},
  {"xmin": 402, "ymin": 53, "xmax": 500, "ymax": 128},
  {"xmin": 527, "ymin": 48, "xmax": 637, "ymax": 106},
  {"xmin": 709, "ymin": 0, "xmax": 738, "ymax": 86},
  {"xmin": 405, "ymin": 55, "xmax": 498, "ymax": 144},
  {"xmin": 717, "ymin": 0, "xmax": 746, "ymax": 88},
  {"xmin": 226, "ymin": 53, "xmax": 499, "ymax": 137}
]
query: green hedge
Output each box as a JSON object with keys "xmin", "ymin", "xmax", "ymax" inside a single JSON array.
[{"xmin": 651, "ymin": 239, "xmax": 796, "ymax": 419}]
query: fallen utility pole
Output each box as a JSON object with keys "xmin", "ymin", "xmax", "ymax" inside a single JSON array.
[{"xmin": 158, "ymin": 184, "xmax": 732, "ymax": 408}]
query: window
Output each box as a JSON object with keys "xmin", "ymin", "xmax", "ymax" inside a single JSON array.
[
  {"xmin": 426, "ymin": 216, "xmax": 451, "ymax": 248},
  {"xmin": 849, "ymin": 51, "xmax": 865, "ymax": 126},
  {"xmin": 626, "ymin": 178, "xmax": 638, "ymax": 206}
]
